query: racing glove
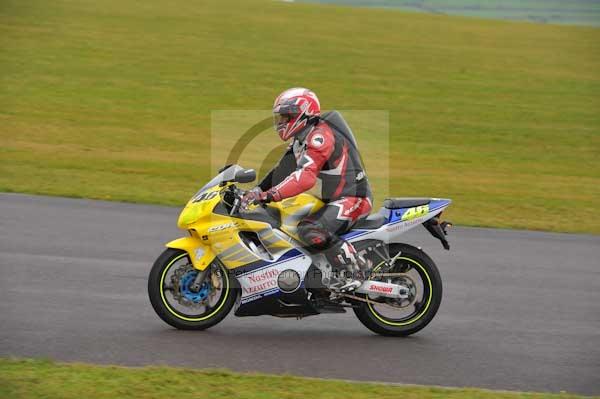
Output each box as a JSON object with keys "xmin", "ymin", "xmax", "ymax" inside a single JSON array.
[
  {"xmin": 240, "ymin": 187, "xmax": 262, "ymax": 209},
  {"xmin": 241, "ymin": 188, "xmax": 278, "ymax": 209}
]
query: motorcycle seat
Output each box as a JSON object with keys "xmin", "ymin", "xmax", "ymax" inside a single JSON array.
[
  {"xmin": 383, "ymin": 198, "xmax": 430, "ymax": 209},
  {"xmin": 353, "ymin": 212, "xmax": 387, "ymax": 230}
]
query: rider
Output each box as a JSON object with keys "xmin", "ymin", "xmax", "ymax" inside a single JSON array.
[{"xmin": 243, "ymin": 88, "xmax": 373, "ymax": 291}]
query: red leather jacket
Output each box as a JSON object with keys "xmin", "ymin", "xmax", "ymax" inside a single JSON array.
[{"xmin": 259, "ymin": 119, "xmax": 372, "ymax": 203}]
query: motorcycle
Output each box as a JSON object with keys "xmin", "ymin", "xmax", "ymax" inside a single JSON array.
[{"xmin": 148, "ymin": 165, "xmax": 452, "ymax": 336}]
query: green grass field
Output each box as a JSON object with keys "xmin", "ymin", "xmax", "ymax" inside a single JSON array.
[
  {"xmin": 1, "ymin": 0, "xmax": 599, "ymax": 233},
  {"xmin": 298, "ymin": 0, "xmax": 600, "ymax": 26},
  {"xmin": 0, "ymin": 358, "xmax": 594, "ymax": 399}
]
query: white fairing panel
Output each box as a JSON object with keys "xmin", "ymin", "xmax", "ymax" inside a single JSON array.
[
  {"xmin": 343, "ymin": 199, "xmax": 451, "ymax": 244},
  {"xmin": 237, "ymin": 250, "xmax": 312, "ymax": 304}
]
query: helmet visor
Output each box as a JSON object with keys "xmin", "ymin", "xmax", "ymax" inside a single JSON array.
[{"xmin": 273, "ymin": 113, "xmax": 292, "ymax": 129}]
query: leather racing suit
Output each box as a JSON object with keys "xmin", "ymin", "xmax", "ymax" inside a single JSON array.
[{"xmin": 258, "ymin": 118, "xmax": 373, "ymax": 272}]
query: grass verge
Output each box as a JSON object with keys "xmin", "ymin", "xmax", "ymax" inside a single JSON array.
[
  {"xmin": 0, "ymin": 358, "xmax": 594, "ymax": 399},
  {"xmin": 1, "ymin": 0, "xmax": 599, "ymax": 233}
]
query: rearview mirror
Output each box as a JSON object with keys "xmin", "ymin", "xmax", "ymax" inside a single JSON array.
[{"xmin": 234, "ymin": 169, "xmax": 256, "ymax": 184}]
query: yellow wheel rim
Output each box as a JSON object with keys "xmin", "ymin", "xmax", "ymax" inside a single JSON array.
[
  {"xmin": 367, "ymin": 257, "xmax": 433, "ymax": 326},
  {"xmin": 159, "ymin": 253, "xmax": 230, "ymax": 322}
]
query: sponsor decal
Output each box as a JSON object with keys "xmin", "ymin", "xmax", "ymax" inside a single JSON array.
[
  {"xmin": 208, "ymin": 222, "xmax": 238, "ymax": 233},
  {"xmin": 400, "ymin": 205, "xmax": 429, "ymax": 221},
  {"xmin": 240, "ymin": 287, "xmax": 279, "ymax": 304},
  {"xmin": 311, "ymin": 133, "xmax": 325, "ymax": 147},
  {"xmin": 238, "ymin": 252, "xmax": 310, "ymax": 302},
  {"xmin": 386, "ymin": 216, "xmax": 426, "ymax": 233},
  {"xmin": 243, "ymin": 268, "xmax": 280, "ymax": 295},
  {"xmin": 369, "ymin": 284, "xmax": 393, "ymax": 294},
  {"xmin": 342, "ymin": 198, "xmax": 363, "ymax": 216}
]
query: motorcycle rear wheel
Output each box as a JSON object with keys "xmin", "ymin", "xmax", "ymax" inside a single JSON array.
[
  {"xmin": 148, "ymin": 248, "xmax": 238, "ymax": 330},
  {"xmin": 353, "ymin": 243, "xmax": 442, "ymax": 336}
]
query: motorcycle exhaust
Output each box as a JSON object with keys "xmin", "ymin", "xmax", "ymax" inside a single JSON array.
[{"xmin": 423, "ymin": 213, "xmax": 452, "ymax": 250}]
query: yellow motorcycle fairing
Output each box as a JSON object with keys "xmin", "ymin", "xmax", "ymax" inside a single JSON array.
[
  {"xmin": 267, "ymin": 193, "xmax": 324, "ymax": 240},
  {"xmin": 165, "ymin": 236, "xmax": 215, "ymax": 271},
  {"xmin": 167, "ymin": 184, "xmax": 323, "ymax": 271}
]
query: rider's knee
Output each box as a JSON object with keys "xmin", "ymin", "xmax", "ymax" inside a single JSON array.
[{"xmin": 298, "ymin": 220, "xmax": 331, "ymax": 250}]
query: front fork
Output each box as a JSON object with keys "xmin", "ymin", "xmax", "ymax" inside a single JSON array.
[{"xmin": 188, "ymin": 267, "xmax": 210, "ymax": 293}]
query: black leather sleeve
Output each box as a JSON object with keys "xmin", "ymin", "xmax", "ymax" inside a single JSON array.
[{"xmin": 258, "ymin": 147, "xmax": 296, "ymax": 191}]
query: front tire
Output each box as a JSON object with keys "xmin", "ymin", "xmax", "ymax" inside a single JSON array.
[
  {"xmin": 148, "ymin": 248, "xmax": 238, "ymax": 330},
  {"xmin": 353, "ymin": 244, "xmax": 442, "ymax": 336}
]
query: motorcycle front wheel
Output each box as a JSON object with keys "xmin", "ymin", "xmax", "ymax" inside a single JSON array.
[
  {"xmin": 148, "ymin": 248, "xmax": 238, "ymax": 330},
  {"xmin": 353, "ymin": 243, "xmax": 442, "ymax": 336}
]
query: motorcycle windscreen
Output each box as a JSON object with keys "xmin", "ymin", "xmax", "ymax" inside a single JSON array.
[{"xmin": 193, "ymin": 164, "xmax": 244, "ymax": 198}]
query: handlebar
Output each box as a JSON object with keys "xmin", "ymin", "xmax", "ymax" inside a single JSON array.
[
  {"xmin": 225, "ymin": 186, "xmax": 266, "ymax": 215},
  {"xmin": 227, "ymin": 186, "xmax": 244, "ymax": 215}
]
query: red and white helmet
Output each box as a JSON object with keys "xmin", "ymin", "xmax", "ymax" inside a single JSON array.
[{"xmin": 273, "ymin": 88, "xmax": 321, "ymax": 141}]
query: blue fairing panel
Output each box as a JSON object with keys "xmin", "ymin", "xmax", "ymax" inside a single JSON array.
[
  {"xmin": 429, "ymin": 199, "xmax": 452, "ymax": 213},
  {"xmin": 341, "ymin": 229, "xmax": 371, "ymax": 240},
  {"xmin": 388, "ymin": 199, "xmax": 451, "ymax": 223}
]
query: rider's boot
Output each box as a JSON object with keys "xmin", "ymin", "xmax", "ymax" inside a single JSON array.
[{"xmin": 330, "ymin": 242, "xmax": 369, "ymax": 292}]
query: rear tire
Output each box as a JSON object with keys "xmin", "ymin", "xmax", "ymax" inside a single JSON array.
[
  {"xmin": 353, "ymin": 244, "xmax": 442, "ymax": 336},
  {"xmin": 148, "ymin": 248, "xmax": 238, "ymax": 330}
]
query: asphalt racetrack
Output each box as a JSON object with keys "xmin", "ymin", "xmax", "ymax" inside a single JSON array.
[{"xmin": 1, "ymin": 193, "xmax": 598, "ymax": 395}]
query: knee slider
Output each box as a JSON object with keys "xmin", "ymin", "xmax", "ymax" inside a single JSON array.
[{"xmin": 297, "ymin": 220, "xmax": 332, "ymax": 250}]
